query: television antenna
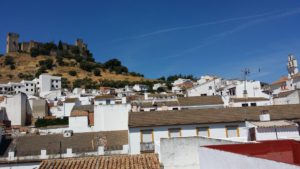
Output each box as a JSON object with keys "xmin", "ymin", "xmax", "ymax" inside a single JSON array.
[{"xmin": 242, "ymin": 68, "xmax": 250, "ymax": 97}]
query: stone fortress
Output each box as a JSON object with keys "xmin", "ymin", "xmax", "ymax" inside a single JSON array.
[{"xmin": 6, "ymin": 32, "xmax": 88, "ymax": 55}]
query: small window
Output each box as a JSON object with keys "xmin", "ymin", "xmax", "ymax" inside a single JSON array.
[
  {"xmin": 56, "ymin": 85, "xmax": 58, "ymax": 88},
  {"xmin": 168, "ymin": 128, "xmax": 181, "ymax": 138},
  {"xmin": 208, "ymin": 86, "xmax": 212, "ymax": 90},
  {"xmin": 250, "ymin": 103, "xmax": 257, "ymax": 107},
  {"xmin": 31, "ymin": 89, "xmax": 33, "ymax": 91},
  {"xmin": 26, "ymin": 89, "xmax": 28, "ymax": 91},
  {"xmin": 226, "ymin": 126, "xmax": 239, "ymax": 138},
  {"xmin": 141, "ymin": 129, "xmax": 153, "ymax": 143},
  {"xmin": 242, "ymin": 103, "xmax": 248, "ymax": 107},
  {"xmin": 31, "ymin": 84, "xmax": 33, "ymax": 86},
  {"xmin": 197, "ymin": 127, "xmax": 210, "ymax": 137},
  {"xmin": 173, "ymin": 108, "xmax": 179, "ymax": 110},
  {"xmin": 201, "ymin": 94, "xmax": 207, "ymax": 96},
  {"xmin": 26, "ymin": 84, "xmax": 28, "ymax": 86}
]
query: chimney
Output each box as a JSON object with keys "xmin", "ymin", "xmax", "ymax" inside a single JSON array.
[
  {"xmin": 122, "ymin": 97, "xmax": 127, "ymax": 104},
  {"xmin": 259, "ymin": 110, "xmax": 270, "ymax": 121},
  {"xmin": 98, "ymin": 146, "xmax": 104, "ymax": 155},
  {"xmin": 65, "ymin": 148, "xmax": 73, "ymax": 157},
  {"xmin": 40, "ymin": 149, "xmax": 48, "ymax": 159},
  {"xmin": 8, "ymin": 150, "xmax": 15, "ymax": 161},
  {"xmin": 144, "ymin": 93, "xmax": 149, "ymax": 100}
]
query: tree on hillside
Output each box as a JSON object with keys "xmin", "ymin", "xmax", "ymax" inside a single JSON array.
[
  {"xmin": 93, "ymin": 69, "xmax": 101, "ymax": 76},
  {"xmin": 4, "ymin": 56, "xmax": 15, "ymax": 65}
]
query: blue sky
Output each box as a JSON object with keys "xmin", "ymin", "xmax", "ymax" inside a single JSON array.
[{"xmin": 1, "ymin": 0, "xmax": 300, "ymax": 83}]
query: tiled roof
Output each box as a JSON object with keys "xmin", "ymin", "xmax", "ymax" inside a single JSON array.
[
  {"xmin": 271, "ymin": 76, "xmax": 288, "ymax": 85},
  {"xmin": 70, "ymin": 110, "xmax": 89, "ymax": 117},
  {"xmin": 133, "ymin": 101, "xmax": 179, "ymax": 108},
  {"xmin": 129, "ymin": 104, "xmax": 300, "ymax": 127},
  {"xmin": 178, "ymin": 96, "xmax": 223, "ymax": 106},
  {"xmin": 94, "ymin": 95, "xmax": 115, "ymax": 100},
  {"xmin": 2, "ymin": 131, "xmax": 128, "ymax": 156},
  {"xmin": 39, "ymin": 154, "xmax": 160, "ymax": 169},
  {"xmin": 64, "ymin": 98, "xmax": 79, "ymax": 103},
  {"xmin": 72, "ymin": 105, "xmax": 94, "ymax": 113},
  {"xmin": 230, "ymin": 97, "xmax": 269, "ymax": 103},
  {"xmin": 249, "ymin": 120, "xmax": 297, "ymax": 128},
  {"xmin": 273, "ymin": 90, "xmax": 299, "ymax": 98},
  {"xmin": 148, "ymin": 93, "xmax": 176, "ymax": 98}
]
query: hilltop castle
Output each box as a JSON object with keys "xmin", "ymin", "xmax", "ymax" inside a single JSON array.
[{"xmin": 6, "ymin": 32, "xmax": 88, "ymax": 55}]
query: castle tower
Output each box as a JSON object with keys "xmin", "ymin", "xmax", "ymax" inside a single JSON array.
[
  {"xmin": 287, "ymin": 54, "xmax": 298, "ymax": 78},
  {"xmin": 6, "ymin": 32, "xmax": 20, "ymax": 53},
  {"xmin": 75, "ymin": 38, "xmax": 87, "ymax": 51}
]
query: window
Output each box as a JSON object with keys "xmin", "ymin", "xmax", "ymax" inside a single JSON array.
[
  {"xmin": 141, "ymin": 129, "xmax": 153, "ymax": 143},
  {"xmin": 208, "ymin": 86, "xmax": 212, "ymax": 90},
  {"xmin": 56, "ymin": 85, "xmax": 58, "ymax": 88},
  {"xmin": 197, "ymin": 127, "xmax": 210, "ymax": 137},
  {"xmin": 242, "ymin": 103, "xmax": 248, "ymax": 107},
  {"xmin": 168, "ymin": 128, "xmax": 181, "ymax": 138},
  {"xmin": 226, "ymin": 126, "xmax": 239, "ymax": 138},
  {"xmin": 26, "ymin": 84, "xmax": 28, "ymax": 86},
  {"xmin": 201, "ymin": 94, "xmax": 207, "ymax": 96},
  {"xmin": 173, "ymin": 108, "xmax": 179, "ymax": 110},
  {"xmin": 106, "ymin": 100, "xmax": 110, "ymax": 105},
  {"xmin": 26, "ymin": 89, "xmax": 28, "ymax": 91},
  {"xmin": 31, "ymin": 84, "xmax": 33, "ymax": 86},
  {"xmin": 31, "ymin": 89, "xmax": 33, "ymax": 91},
  {"xmin": 250, "ymin": 103, "xmax": 257, "ymax": 107}
]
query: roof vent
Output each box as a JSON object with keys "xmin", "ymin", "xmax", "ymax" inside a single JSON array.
[
  {"xmin": 63, "ymin": 130, "xmax": 73, "ymax": 137},
  {"xmin": 259, "ymin": 110, "xmax": 270, "ymax": 121}
]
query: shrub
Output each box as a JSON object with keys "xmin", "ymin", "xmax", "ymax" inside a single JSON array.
[
  {"xmin": 39, "ymin": 59, "xmax": 53, "ymax": 69},
  {"xmin": 10, "ymin": 64, "xmax": 15, "ymax": 70},
  {"xmin": 61, "ymin": 78, "xmax": 70, "ymax": 89},
  {"xmin": 80, "ymin": 61, "xmax": 94, "ymax": 72},
  {"xmin": 4, "ymin": 56, "xmax": 15, "ymax": 65},
  {"xmin": 30, "ymin": 48, "xmax": 40, "ymax": 57},
  {"xmin": 35, "ymin": 117, "xmax": 68, "ymax": 128},
  {"xmin": 7, "ymin": 74, "xmax": 14, "ymax": 79},
  {"xmin": 93, "ymin": 69, "xmax": 101, "ymax": 76},
  {"xmin": 68, "ymin": 70, "xmax": 77, "ymax": 76}
]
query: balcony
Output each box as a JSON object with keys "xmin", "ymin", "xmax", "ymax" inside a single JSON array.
[{"xmin": 140, "ymin": 142, "xmax": 154, "ymax": 153}]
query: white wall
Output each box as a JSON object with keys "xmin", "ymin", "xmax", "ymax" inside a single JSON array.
[
  {"xmin": 0, "ymin": 163, "xmax": 40, "ymax": 169},
  {"xmin": 69, "ymin": 116, "xmax": 93, "ymax": 133},
  {"xmin": 160, "ymin": 137, "xmax": 236, "ymax": 169},
  {"xmin": 273, "ymin": 91, "xmax": 300, "ymax": 105},
  {"xmin": 129, "ymin": 122, "xmax": 247, "ymax": 155},
  {"xmin": 94, "ymin": 104, "xmax": 130, "ymax": 131},
  {"xmin": 199, "ymin": 147, "xmax": 300, "ymax": 169},
  {"xmin": 230, "ymin": 100, "xmax": 271, "ymax": 107},
  {"xmin": 63, "ymin": 102, "xmax": 79, "ymax": 117},
  {"xmin": 0, "ymin": 93, "xmax": 27, "ymax": 126}
]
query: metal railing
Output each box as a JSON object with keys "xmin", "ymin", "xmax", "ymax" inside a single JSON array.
[{"xmin": 140, "ymin": 142, "xmax": 154, "ymax": 152}]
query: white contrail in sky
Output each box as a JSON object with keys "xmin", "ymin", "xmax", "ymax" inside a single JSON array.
[
  {"xmin": 164, "ymin": 7, "xmax": 300, "ymax": 59},
  {"xmin": 111, "ymin": 11, "xmax": 277, "ymax": 42}
]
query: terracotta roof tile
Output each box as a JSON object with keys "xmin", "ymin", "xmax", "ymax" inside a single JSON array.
[
  {"xmin": 273, "ymin": 90, "xmax": 299, "ymax": 98},
  {"xmin": 129, "ymin": 104, "xmax": 300, "ymax": 127},
  {"xmin": 64, "ymin": 98, "xmax": 79, "ymax": 103},
  {"xmin": 230, "ymin": 97, "xmax": 269, "ymax": 103},
  {"xmin": 39, "ymin": 154, "xmax": 160, "ymax": 169},
  {"xmin": 71, "ymin": 110, "xmax": 89, "ymax": 117},
  {"xmin": 2, "ymin": 131, "xmax": 128, "ymax": 156},
  {"xmin": 94, "ymin": 95, "xmax": 115, "ymax": 100},
  {"xmin": 271, "ymin": 76, "xmax": 288, "ymax": 85},
  {"xmin": 178, "ymin": 96, "xmax": 223, "ymax": 106}
]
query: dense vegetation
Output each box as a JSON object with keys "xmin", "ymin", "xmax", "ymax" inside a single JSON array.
[{"xmin": 35, "ymin": 117, "xmax": 68, "ymax": 128}]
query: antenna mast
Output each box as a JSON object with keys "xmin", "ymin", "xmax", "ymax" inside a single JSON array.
[{"xmin": 242, "ymin": 68, "xmax": 250, "ymax": 98}]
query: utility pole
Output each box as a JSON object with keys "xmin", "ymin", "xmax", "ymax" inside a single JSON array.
[{"xmin": 242, "ymin": 68, "xmax": 250, "ymax": 98}]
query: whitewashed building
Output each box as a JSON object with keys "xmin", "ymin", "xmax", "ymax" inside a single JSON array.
[
  {"xmin": 128, "ymin": 104, "xmax": 300, "ymax": 155},
  {"xmin": 0, "ymin": 93, "xmax": 28, "ymax": 126}
]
